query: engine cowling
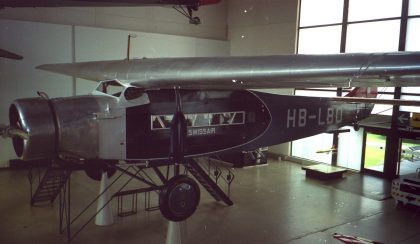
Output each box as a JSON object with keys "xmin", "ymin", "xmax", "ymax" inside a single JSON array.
[
  {"xmin": 9, "ymin": 95, "xmax": 114, "ymax": 161},
  {"xmin": 9, "ymin": 98, "xmax": 56, "ymax": 160}
]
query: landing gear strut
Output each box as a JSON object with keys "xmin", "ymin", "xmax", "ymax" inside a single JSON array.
[
  {"xmin": 353, "ymin": 121, "xmax": 360, "ymax": 131},
  {"xmin": 159, "ymin": 88, "xmax": 201, "ymax": 222},
  {"xmin": 84, "ymin": 160, "xmax": 117, "ymax": 181},
  {"xmin": 173, "ymin": 5, "xmax": 201, "ymax": 25}
]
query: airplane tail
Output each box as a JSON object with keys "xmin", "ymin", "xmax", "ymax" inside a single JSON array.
[{"xmin": 345, "ymin": 87, "xmax": 378, "ymax": 98}]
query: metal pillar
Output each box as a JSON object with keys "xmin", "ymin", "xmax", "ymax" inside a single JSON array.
[
  {"xmin": 95, "ymin": 171, "xmax": 114, "ymax": 226},
  {"xmin": 165, "ymin": 221, "xmax": 184, "ymax": 244}
]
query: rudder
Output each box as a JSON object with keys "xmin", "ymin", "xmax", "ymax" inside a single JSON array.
[{"xmin": 345, "ymin": 87, "xmax": 378, "ymax": 98}]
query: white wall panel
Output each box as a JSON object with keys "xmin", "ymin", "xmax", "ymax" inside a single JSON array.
[
  {"xmin": 228, "ymin": 0, "xmax": 297, "ymax": 28},
  {"xmin": 0, "ymin": 1, "xmax": 227, "ymax": 40},
  {"xmin": 228, "ymin": 0, "xmax": 298, "ymax": 156},
  {"xmin": 0, "ymin": 20, "xmax": 73, "ymax": 167},
  {"xmin": 230, "ymin": 23, "xmax": 296, "ymax": 56},
  {"xmin": 292, "ymin": 134, "xmax": 333, "ymax": 164},
  {"xmin": 337, "ymin": 127, "xmax": 363, "ymax": 170},
  {"xmin": 195, "ymin": 39, "xmax": 230, "ymax": 57}
]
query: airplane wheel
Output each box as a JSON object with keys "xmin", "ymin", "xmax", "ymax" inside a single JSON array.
[
  {"xmin": 189, "ymin": 17, "xmax": 201, "ymax": 25},
  {"xmin": 353, "ymin": 122, "xmax": 360, "ymax": 131},
  {"xmin": 84, "ymin": 160, "xmax": 117, "ymax": 181},
  {"xmin": 159, "ymin": 175, "xmax": 200, "ymax": 222}
]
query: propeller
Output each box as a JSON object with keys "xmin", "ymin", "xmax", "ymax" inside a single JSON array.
[{"xmin": 0, "ymin": 124, "xmax": 29, "ymax": 140}]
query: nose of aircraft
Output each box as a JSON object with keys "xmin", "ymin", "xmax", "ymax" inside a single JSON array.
[{"xmin": 9, "ymin": 98, "xmax": 56, "ymax": 160}]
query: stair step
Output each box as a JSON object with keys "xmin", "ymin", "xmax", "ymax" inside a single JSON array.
[
  {"xmin": 185, "ymin": 160, "xmax": 233, "ymax": 206},
  {"xmin": 31, "ymin": 167, "xmax": 69, "ymax": 205},
  {"xmin": 39, "ymin": 184, "xmax": 62, "ymax": 189},
  {"xmin": 33, "ymin": 196, "xmax": 53, "ymax": 202},
  {"xmin": 35, "ymin": 195, "xmax": 54, "ymax": 200}
]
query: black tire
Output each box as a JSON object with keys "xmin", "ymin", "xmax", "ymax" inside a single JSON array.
[
  {"xmin": 189, "ymin": 17, "xmax": 201, "ymax": 25},
  {"xmin": 84, "ymin": 160, "xmax": 117, "ymax": 181},
  {"xmin": 159, "ymin": 175, "xmax": 200, "ymax": 222},
  {"xmin": 353, "ymin": 122, "xmax": 360, "ymax": 131}
]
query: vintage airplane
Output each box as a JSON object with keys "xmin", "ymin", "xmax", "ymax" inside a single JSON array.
[
  {"xmin": 0, "ymin": 0, "xmax": 221, "ymax": 24},
  {"xmin": 2, "ymin": 52, "xmax": 420, "ymax": 221}
]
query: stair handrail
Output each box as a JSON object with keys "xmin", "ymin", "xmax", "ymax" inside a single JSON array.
[
  {"xmin": 198, "ymin": 157, "xmax": 235, "ymax": 196},
  {"xmin": 27, "ymin": 160, "xmax": 53, "ymax": 203}
]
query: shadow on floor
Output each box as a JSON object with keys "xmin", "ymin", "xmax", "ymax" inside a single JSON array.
[{"xmin": 306, "ymin": 171, "xmax": 392, "ymax": 201}]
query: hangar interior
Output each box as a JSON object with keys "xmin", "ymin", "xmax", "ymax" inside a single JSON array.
[{"xmin": 0, "ymin": 0, "xmax": 420, "ymax": 243}]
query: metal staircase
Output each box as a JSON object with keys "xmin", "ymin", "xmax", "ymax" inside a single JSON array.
[
  {"xmin": 185, "ymin": 159, "xmax": 233, "ymax": 206},
  {"xmin": 30, "ymin": 167, "xmax": 70, "ymax": 206}
]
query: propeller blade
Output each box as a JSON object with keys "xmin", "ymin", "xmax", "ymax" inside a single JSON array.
[{"xmin": 0, "ymin": 125, "xmax": 29, "ymax": 140}]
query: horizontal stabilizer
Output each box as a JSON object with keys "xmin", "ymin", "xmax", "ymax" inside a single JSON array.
[{"xmin": 37, "ymin": 52, "xmax": 420, "ymax": 90}]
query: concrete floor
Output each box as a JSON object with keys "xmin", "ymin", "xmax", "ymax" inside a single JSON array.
[{"xmin": 0, "ymin": 160, "xmax": 419, "ymax": 244}]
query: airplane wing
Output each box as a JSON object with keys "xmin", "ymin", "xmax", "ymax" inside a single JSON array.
[
  {"xmin": 0, "ymin": 49, "xmax": 23, "ymax": 60},
  {"xmin": 37, "ymin": 52, "xmax": 420, "ymax": 90},
  {"xmin": 0, "ymin": 0, "xmax": 205, "ymax": 8}
]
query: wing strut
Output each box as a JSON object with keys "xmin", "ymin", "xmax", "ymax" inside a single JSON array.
[{"xmin": 173, "ymin": 5, "xmax": 201, "ymax": 24}]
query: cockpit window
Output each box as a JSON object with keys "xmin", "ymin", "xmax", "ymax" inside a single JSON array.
[
  {"xmin": 96, "ymin": 80, "xmax": 124, "ymax": 97},
  {"xmin": 124, "ymin": 87, "xmax": 145, "ymax": 100}
]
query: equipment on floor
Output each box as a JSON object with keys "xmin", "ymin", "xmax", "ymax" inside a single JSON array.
[
  {"xmin": 391, "ymin": 172, "xmax": 420, "ymax": 207},
  {"xmin": 333, "ymin": 233, "xmax": 384, "ymax": 244},
  {"xmin": 216, "ymin": 148, "xmax": 268, "ymax": 168},
  {"xmin": 302, "ymin": 164, "xmax": 347, "ymax": 180}
]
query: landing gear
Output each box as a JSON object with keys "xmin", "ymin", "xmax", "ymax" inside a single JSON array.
[
  {"xmin": 353, "ymin": 121, "xmax": 360, "ymax": 131},
  {"xmin": 189, "ymin": 16, "xmax": 201, "ymax": 25},
  {"xmin": 159, "ymin": 175, "xmax": 200, "ymax": 222},
  {"xmin": 84, "ymin": 160, "xmax": 117, "ymax": 181},
  {"xmin": 159, "ymin": 89, "xmax": 200, "ymax": 222},
  {"xmin": 173, "ymin": 5, "xmax": 201, "ymax": 25}
]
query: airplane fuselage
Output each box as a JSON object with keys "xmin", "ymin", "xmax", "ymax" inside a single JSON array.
[{"xmin": 9, "ymin": 82, "xmax": 373, "ymax": 164}]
